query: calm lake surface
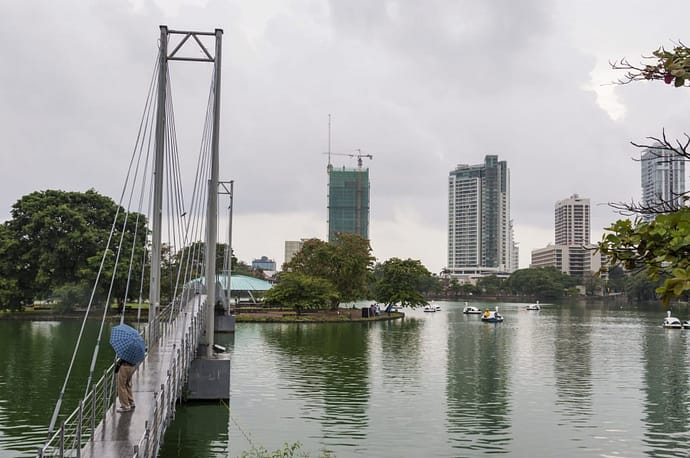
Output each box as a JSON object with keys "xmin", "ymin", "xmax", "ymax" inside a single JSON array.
[{"xmin": 3, "ymin": 300, "xmax": 690, "ymax": 457}]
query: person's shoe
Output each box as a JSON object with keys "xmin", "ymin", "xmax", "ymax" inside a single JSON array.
[
  {"xmin": 130, "ymin": 403, "xmax": 136, "ymax": 409},
  {"xmin": 117, "ymin": 406, "xmax": 132, "ymax": 413}
]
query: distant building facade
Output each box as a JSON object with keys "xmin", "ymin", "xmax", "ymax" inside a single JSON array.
[
  {"xmin": 531, "ymin": 193, "xmax": 602, "ymax": 280},
  {"xmin": 447, "ymin": 155, "xmax": 515, "ymax": 278},
  {"xmin": 641, "ymin": 144, "xmax": 686, "ymax": 220},
  {"xmin": 555, "ymin": 194, "xmax": 590, "ymax": 245},
  {"xmin": 251, "ymin": 256, "xmax": 276, "ymax": 271},
  {"xmin": 531, "ymin": 244, "xmax": 601, "ymax": 279},
  {"xmin": 328, "ymin": 166, "xmax": 370, "ymax": 242},
  {"xmin": 284, "ymin": 239, "xmax": 311, "ymax": 267}
]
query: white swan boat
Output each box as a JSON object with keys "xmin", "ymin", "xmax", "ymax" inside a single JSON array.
[
  {"xmin": 663, "ymin": 310, "xmax": 682, "ymax": 329},
  {"xmin": 526, "ymin": 301, "xmax": 541, "ymax": 311},
  {"xmin": 463, "ymin": 304, "xmax": 482, "ymax": 314}
]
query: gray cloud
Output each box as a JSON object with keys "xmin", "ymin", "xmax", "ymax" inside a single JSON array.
[{"xmin": 2, "ymin": 0, "xmax": 690, "ymax": 270}]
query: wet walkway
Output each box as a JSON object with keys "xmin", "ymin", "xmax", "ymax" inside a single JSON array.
[{"xmin": 81, "ymin": 297, "xmax": 204, "ymax": 457}]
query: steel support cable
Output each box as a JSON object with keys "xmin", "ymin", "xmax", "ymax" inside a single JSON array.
[
  {"xmin": 163, "ymin": 81, "xmax": 176, "ymax": 306},
  {"xmin": 177, "ymin": 77, "xmax": 215, "ymax": 302},
  {"xmin": 46, "ymin": 49, "xmax": 161, "ymax": 438},
  {"xmin": 161, "ymin": 68, "xmax": 192, "ymax": 314},
  {"xmin": 116, "ymin": 53, "xmax": 158, "ymax": 329},
  {"xmin": 124, "ymin": 87, "xmax": 156, "ymax": 328},
  {"xmin": 164, "ymin": 70, "xmax": 217, "ymax": 377},
  {"xmin": 194, "ymin": 97, "xmax": 214, "ymax": 290},
  {"xmin": 137, "ymin": 115, "xmax": 158, "ymax": 327},
  {"xmin": 167, "ymin": 89, "xmax": 192, "ymax": 306},
  {"xmin": 83, "ymin": 53, "xmax": 163, "ymax": 398},
  {"xmin": 163, "ymin": 71, "xmax": 195, "ymax": 316},
  {"xmin": 176, "ymin": 84, "xmax": 213, "ymax": 299},
  {"xmin": 163, "ymin": 74, "xmax": 185, "ymax": 314},
  {"xmin": 195, "ymin": 77, "xmax": 216, "ymax": 301}
]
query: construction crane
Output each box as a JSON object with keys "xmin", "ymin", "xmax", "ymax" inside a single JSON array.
[{"xmin": 325, "ymin": 149, "xmax": 373, "ymax": 169}]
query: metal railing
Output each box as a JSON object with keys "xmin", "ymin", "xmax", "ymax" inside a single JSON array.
[
  {"xmin": 38, "ymin": 295, "xmax": 207, "ymax": 458},
  {"xmin": 132, "ymin": 299, "xmax": 206, "ymax": 457},
  {"xmin": 38, "ymin": 363, "xmax": 117, "ymax": 457}
]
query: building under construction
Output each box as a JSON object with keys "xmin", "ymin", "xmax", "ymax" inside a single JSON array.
[{"xmin": 327, "ymin": 161, "xmax": 370, "ymax": 242}]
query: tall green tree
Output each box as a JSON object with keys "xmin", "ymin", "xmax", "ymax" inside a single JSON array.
[
  {"xmin": 0, "ymin": 190, "xmax": 147, "ymax": 309},
  {"xmin": 263, "ymin": 272, "xmax": 339, "ymax": 315},
  {"xmin": 476, "ymin": 275, "xmax": 505, "ymax": 295},
  {"xmin": 371, "ymin": 258, "xmax": 432, "ymax": 308},
  {"xmin": 285, "ymin": 233, "xmax": 374, "ymax": 308},
  {"xmin": 506, "ymin": 267, "xmax": 576, "ymax": 300}
]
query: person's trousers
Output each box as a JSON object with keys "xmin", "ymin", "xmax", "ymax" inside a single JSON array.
[{"xmin": 117, "ymin": 364, "xmax": 136, "ymax": 407}]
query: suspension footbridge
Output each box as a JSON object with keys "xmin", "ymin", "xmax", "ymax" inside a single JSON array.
[{"xmin": 38, "ymin": 25, "xmax": 232, "ymax": 457}]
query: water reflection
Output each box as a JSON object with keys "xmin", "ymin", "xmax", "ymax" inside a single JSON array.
[
  {"xmin": 0, "ymin": 320, "xmax": 111, "ymax": 456},
  {"xmin": 378, "ymin": 318, "xmax": 424, "ymax": 383},
  {"xmin": 261, "ymin": 323, "xmax": 370, "ymax": 446},
  {"xmin": 642, "ymin": 324, "xmax": 690, "ymax": 457},
  {"xmin": 552, "ymin": 306, "xmax": 593, "ymax": 426},
  {"xmin": 159, "ymin": 404, "xmax": 229, "ymax": 457},
  {"xmin": 446, "ymin": 306, "xmax": 512, "ymax": 454},
  {"xmin": 13, "ymin": 303, "xmax": 690, "ymax": 457}
]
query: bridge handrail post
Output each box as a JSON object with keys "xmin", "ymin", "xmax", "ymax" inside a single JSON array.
[
  {"xmin": 160, "ymin": 382, "xmax": 167, "ymax": 438},
  {"xmin": 76, "ymin": 400, "xmax": 83, "ymax": 457},
  {"xmin": 101, "ymin": 368, "xmax": 109, "ymax": 425},
  {"xmin": 143, "ymin": 420, "xmax": 150, "ymax": 457},
  {"xmin": 90, "ymin": 384, "xmax": 96, "ymax": 441},
  {"xmin": 59, "ymin": 420, "xmax": 65, "ymax": 457},
  {"xmin": 151, "ymin": 393, "xmax": 159, "ymax": 455}
]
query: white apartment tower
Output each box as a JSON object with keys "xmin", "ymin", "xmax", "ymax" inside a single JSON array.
[
  {"xmin": 448, "ymin": 155, "xmax": 514, "ymax": 277},
  {"xmin": 641, "ymin": 144, "xmax": 686, "ymax": 219},
  {"xmin": 555, "ymin": 194, "xmax": 590, "ymax": 246},
  {"xmin": 531, "ymin": 193, "xmax": 600, "ymax": 280}
]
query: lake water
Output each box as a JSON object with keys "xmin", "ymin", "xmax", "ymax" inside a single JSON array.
[{"xmin": 3, "ymin": 301, "xmax": 690, "ymax": 457}]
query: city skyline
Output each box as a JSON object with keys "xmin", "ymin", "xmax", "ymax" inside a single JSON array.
[{"xmin": 1, "ymin": 1, "xmax": 690, "ymax": 274}]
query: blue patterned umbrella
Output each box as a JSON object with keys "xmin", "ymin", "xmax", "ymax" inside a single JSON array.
[{"xmin": 109, "ymin": 324, "xmax": 146, "ymax": 364}]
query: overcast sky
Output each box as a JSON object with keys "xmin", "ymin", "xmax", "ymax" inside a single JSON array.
[{"xmin": 2, "ymin": 0, "xmax": 690, "ymax": 273}]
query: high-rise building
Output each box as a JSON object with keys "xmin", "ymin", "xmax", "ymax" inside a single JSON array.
[
  {"xmin": 284, "ymin": 239, "xmax": 309, "ymax": 267},
  {"xmin": 531, "ymin": 193, "xmax": 601, "ymax": 281},
  {"xmin": 327, "ymin": 165, "xmax": 370, "ymax": 242},
  {"xmin": 641, "ymin": 144, "xmax": 686, "ymax": 219},
  {"xmin": 447, "ymin": 155, "xmax": 514, "ymax": 277},
  {"xmin": 555, "ymin": 194, "xmax": 590, "ymax": 246}
]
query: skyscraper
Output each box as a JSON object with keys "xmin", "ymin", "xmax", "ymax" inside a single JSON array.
[
  {"xmin": 555, "ymin": 194, "xmax": 590, "ymax": 246},
  {"xmin": 327, "ymin": 165, "xmax": 370, "ymax": 242},
  {"xmin": 641, "ymin": 144, "xmax": 686, "ymax": 219},
  {"xmin": 447, "ymin": 155, "xmax": 513, "ymax": 277},
  {"xmin": 531, "ymin": 193, "xmax": 600, "ymax": 281}
]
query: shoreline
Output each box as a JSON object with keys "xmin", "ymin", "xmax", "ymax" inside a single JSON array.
[{"xmin": 0, "ymin": 310, "xmax": 405, "ymax": 324}]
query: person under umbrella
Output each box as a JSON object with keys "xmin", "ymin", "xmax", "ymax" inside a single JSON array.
[{"xmin": 109, "ymin": 324, "xmax": 146, "ymax": 412}]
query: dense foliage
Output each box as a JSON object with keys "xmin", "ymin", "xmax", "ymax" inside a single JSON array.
[
  {"xmin": 504, "ymin": 267, "xmax": 579, "ymax": 300},
  {"xmin": 371, "ymin": 258, "xmax": 433, "ymax": 308},
  {"xmin": 284, "ymin": 233, "xmax": 375, "ymax": 309},
  {"xmin": 598, "ymin": 211, "xmax": 690, "ymax": 304},
  {"xmin": 0, "ymin": 190, "xmax": 147, "ymax": 310},
  {"xmin": 262, "ymin": 272, "xmax": 339, "ymax": 315}
]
